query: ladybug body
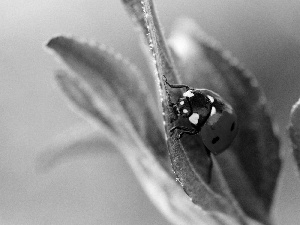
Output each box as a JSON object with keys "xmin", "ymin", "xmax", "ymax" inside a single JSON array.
[{"xmin": 167, "ymin": 82, "xmax": 238, "ymax": 155}]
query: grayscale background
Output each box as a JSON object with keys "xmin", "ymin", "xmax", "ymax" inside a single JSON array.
[{"xmin": 1, "ymin": 1, "xmax": 300, "ymax": 224}]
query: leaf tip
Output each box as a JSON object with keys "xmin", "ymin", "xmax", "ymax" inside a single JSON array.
[
  {"xmin": 46, "ymin": 35, "xmax": 65, "ymax": 48},
  {"xmin": 45, "ymin": 34, "xmax": 76, "ymax": 54}
]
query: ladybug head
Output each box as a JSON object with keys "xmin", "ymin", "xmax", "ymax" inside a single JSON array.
[{"xmin": 176, "ymin": 97, "xmax": 192, "ymax": 118}]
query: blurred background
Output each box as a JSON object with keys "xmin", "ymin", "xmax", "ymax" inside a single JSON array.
[{"xmin": 1, "ymin": 0, "xmax": 300, "ymax": 224}]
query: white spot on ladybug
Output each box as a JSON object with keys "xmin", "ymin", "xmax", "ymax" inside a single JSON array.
[
  {"xmin": 183, "ymin": 90, "xmax": 194, "ymax": 98},
  {"xmin": 208, "ymin": 107, "xmax": 221, "ymax": 125},
  {"xmin": 189, "ymin": 113, "xmax": 199, "ymax": 125},
  {"xmin": 183, "ymin": 109, "xmax": 188, "ymax": 114},
  {"xmin": 180, "ymin": 101, "xmax": 184, "ymax": 105},
  {"xmin": 207, "ymin": 95, "xmax": 214, "ymax": 103},
  {"xmin": 210, "ymin": 106, "xmax": 216, "ymax": 116}
]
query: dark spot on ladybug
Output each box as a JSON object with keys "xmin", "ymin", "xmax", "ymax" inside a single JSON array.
[
  {"xmin": 212, "ymin": 136, "xmax": 219, "ymax": 144},
  {"xmin": 230, "ymin": 122, "xmax": 235, "ymax": 131}
]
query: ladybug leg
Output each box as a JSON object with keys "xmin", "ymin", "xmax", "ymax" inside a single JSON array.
[
  {"xmin": 165, "ymin": 80, "xmax": 190, "ymax": 90},
  {"xmin": 177, "ymin": 129, "xmax": 199, "ymax": 139},
  {"xmin": 170, "ymin": 126, "xmax": 190, "ymax": 133},
  {"xmin": 170, "ymin": 126, "xmax": 199, "ymax": 139}
]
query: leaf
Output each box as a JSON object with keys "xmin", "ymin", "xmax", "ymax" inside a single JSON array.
[
  {"xmin": 46, "ymin": 36, "xmax": 170, "ymax": 171},
  {"xmin": 168, "ymin": 18, "xmax": 281, "ymax": 224},
  {"xmin": 123, "ymin": 0, "xmax": 212, "ymax": 181},
  {"xmin": 131, "ymin": 1, "xmax": 254, "ymax": 224},
  {"xmin": 289, "ymin": 98, "xmax": 300, "ymax": 173},
  {"xmin": 36, "ymin": 123, "xmax": 117, "ymax": 172},
  {"xmin": 123, "ymin": 0, "xmax": 213, "ymax": 187},
  {"xmin": 123, "ymin": 0, "xmax": 214, "ymax": 184}
]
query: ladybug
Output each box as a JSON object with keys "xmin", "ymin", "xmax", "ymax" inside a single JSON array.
[{"xmin": 166, "ymin": 81, "xmax": 238, "ymax": 155}]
